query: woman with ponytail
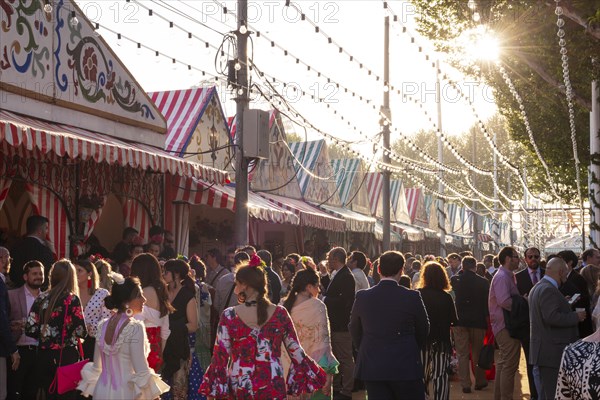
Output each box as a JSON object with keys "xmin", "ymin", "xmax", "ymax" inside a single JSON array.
[
  {"xmin": 282, "ymin": 269, "xmax": 338, "ymax": 399},
  {"xmin": 199, "ymin": 255, "xmax": 327, "ymax": 399},
  {"xmin": 162, "ymin": 259, "xmax": 199, "ymax": 400}
]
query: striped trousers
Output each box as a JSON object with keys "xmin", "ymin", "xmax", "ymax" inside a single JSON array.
[{"xmin": 422, "ymin": 343, "xmax": 451, "ymax": 400}]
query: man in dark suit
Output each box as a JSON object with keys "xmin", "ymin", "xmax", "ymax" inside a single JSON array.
[
  {"xmin": 349, "ymin": 250, "xmax": 429, "ymax": 400},
  {"xmin": 256, "ymin": 250, "xmax": 282, "ymax": 304},
  {"xmin": 529, "ymin": 257, "xmax": 583, "ymax": 399},
  {"xmin": 451, "ymin": 256, "xmax": 490, "ymax": 393},
  {"xmin": 9, "ymin": 215, "xmax": 55, "ymax": 289},
  {"xmin": 7, "ymin": 260, "xmax": 44, "ymax": 399},
  {"xmin": 324, "ymin": 247, "xmax": 355, "ymax": 400},
  {"xmin": 557, "ymin": 250, "xmax": 593, "ymax": 337},
  {"xmin": 0, "ymin": 247, "xmax": 19, "ymax": 400},
  {"xmin": 515, "ymin": 246, "xmax": 544, "ymax": 400}
]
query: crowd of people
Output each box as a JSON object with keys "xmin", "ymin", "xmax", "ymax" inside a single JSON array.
[{"xmin": 2, "ymin": 215, "xmax": 600, "ymax": 399}]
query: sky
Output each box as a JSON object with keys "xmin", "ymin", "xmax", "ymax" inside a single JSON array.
[{"xmin": 74, "ymin": 0, "xmax": 498, "ymax": 150}]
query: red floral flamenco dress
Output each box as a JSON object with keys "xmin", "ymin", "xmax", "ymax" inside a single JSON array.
[{"xmin": 199, "ymin": 305, "xmax": 327, "ymax": 400}]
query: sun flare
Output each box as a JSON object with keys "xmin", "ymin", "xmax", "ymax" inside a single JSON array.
[{"xmin": 458, "ymin": 26, "xmax": 501, "ymax": 62}]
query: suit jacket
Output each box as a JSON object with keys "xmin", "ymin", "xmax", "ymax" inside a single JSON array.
[
  {"xmin": 560, "ymin": 270, "xmax": 593, "ymax": 337},
  {"xmin": 324, "ymin": 266, "xmax": 355, "ymax": 332},
  {"xmin": 10, "ymin": 236, "xmax": 55, "ymax": 288},
  {"xmin": 0, "ymin": 278, "xmax": 16, "ymax": 357},
  {"xmin": 451, "ymin": 270, "xmax": 489, "ymax": 329},
  {"xmin": 265, "ymin": 267, "xmax": 282, "ymax": 305},
  {"xmin": 8, "ymin": 286, "xmax": 28, "ymax": 343},
  {"xmin": 529, "ymin": 278, "xmax": 579, "ymax": 368},
  {"xmin": 349, "ymin": 280, "xmax": 429, "ymax": 381},
  {"xmin": 516, "ymin": 267, "xmax": 545, "ymax": 296}
]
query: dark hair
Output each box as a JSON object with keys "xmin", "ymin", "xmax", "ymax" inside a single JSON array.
[
  {"xmin": 241, "ymin": 245, "xmax": 257, "ymax": 255},
  {"xmin": 282, "ymin": 269, "xmax": 320, "ymax": 312},
  {"xmin": 462, "ymin": 256, "xmax": 477, "ymax": 271},
  {"xmin": 286, "ymin": 253, "xmax": 301, "ymax": 264},
  {"xmin": 399, "ymin": 275, "xmax": 412, "ymax": 288},
  {"xmin": 164, "ymin": 259, "xmax": 196, "ymax": 291},
  {"xmin": 189, "ymin": 255, "xmax": 206, "ymax": 281},
  {"xmin": 235, "ymin": 263, "xmax": 272, "ymax": 326},
  {"xmin": 524, "ymin": 247, "xmax": 540, "ymax": 257},
  {"xmin": 282, "ymin": 261, "xmax": 296, "ymax": 277},
  {"xmin": 105, "ymin": 277, "xmax": 142, "ymax": 311},
  {"xmin": 23, "ymin": 260, "xmax": 43, "ymax": 275},
  {"xmin": 476, "ymin": 262, "xmax": 486, "ymax": 275},
  {"xmin": 459, "ymin": 251, "xmax": 473, "ymax": 258},
  {"xmin": 144, "ymin": 242, "xmax": 160, "ymax": 252},
  {"xmin": 557, "ymin": 250, "xmax": 578, "ymax": 269},
  {"xmin": 75, "ymin": 258, "xmax": 99, "ymax": 295},
  {"xmin": 417, "ymin": 261, "xmax": 451, "ymax": 291},
  {"xmin": 122, "ymin": 227, "xmax": 138, "ymax": 240},
  {"xmin": 234, "ymin": 251, "xmax": 250, "ymax": 265},
  {"xmin": 328, "ymin": 247, "xmax": 346, "ymax": 264},
  {"xmin": 129, "ymin": 243, "xmax": 144, "ymax": 255},
  {"xmin": 447, "ymin": 253, "xmax": 461, "ymax": 261},
  {"xmin": 582, "ymin": 248, "xmax": 598, "ymax": 262},
  {"xmin": 498, "ymin": 246, "xmax": 517, "ymax": 265},
  {"xmin": 493, "ymin": 255, "xmax": 500, "ymax": 268},
  {"xmin": 378, "ymin": 251, "xmax": 405, "ymax": 277},
  {"xmin": 256, "ymin": 250, "xmax": 272, "ymax": 266},
  {"xmin": 411, "ymin": 260, "xmax": 422, "ymax": 271},
  {"xmin": 149, "ymin": 225, "xmax": 164, "ymax": 237},
  {"xmin": 350, "ymin": 251, "xmax": 367, "ymax": 270},
  {"xmin": 207, "ymin": 248, "xmax": 222, "ymax": 260},
  {"xmin": 26, "ymin": 215, "xmax": 48, "ymax": 235},
  {"xmin": 130, "ymin": 253, "xmax": 174, "ymax": 317}
]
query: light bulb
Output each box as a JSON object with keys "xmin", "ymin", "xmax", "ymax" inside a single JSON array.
[
  {"xmin": 234, "ymin": 62, "xmax": 241, "ymax": 71},
  {"xmin": 70, "ymin": 16, "xmax": 79, "ymax": 27},
  {"xmin": 383, "ymin": 85, "xmax": 389, "ymax": 92},
  {"xmin": 237, "ymin": 88, "xmax": 244, "ymax": 95},
  {"xmin": 44, "ymin": 2, "xmax": 53, "ymax": 13},
  {"xmin": 239, "ymin": 25, "xmax": 248, "ymax": 35}
]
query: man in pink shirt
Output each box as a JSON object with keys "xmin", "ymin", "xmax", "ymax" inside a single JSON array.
[{"xmin": 489, "ymin": 246, "xmax": 522, "ymax": 400}]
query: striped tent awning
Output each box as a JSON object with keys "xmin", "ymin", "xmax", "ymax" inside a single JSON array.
[
  {"xmin": 0, "ymin": 110, "xmax": 229, "ymax": 184},
  {"xmin": 405, "ymin": 187, "xmax": 422, "ymax": 223},
  {"xmin": 331, "ymin": 159, "xmax": 360, "ymax": 206},
  {"xmin": 259, "ymin": 193, "xmax": 345, "ymax": 232},
  {"xmin": 149, "ymin": 87, "xmax": 228, "ymax": 156},
  {"xmin": 317, "ymin": 204, "xmax": 376, "ymax": 233},
  {"xmin": 374, "ymin": 221, "xmax": 403, "ymax": 243},
  {"xmin": 173, "ymin": 176, "xmax": 298, "ymax": 225},
  {"xmin": 366, "ymin": 172, "xmax": 383, "ymax": 216},
  {"xmin": 391, "ymin": 222, "xmax": 425, "ymax": 242},
  {"xmin": 289, "ymin": 140, "xmax": 325, "ymax": 196}
]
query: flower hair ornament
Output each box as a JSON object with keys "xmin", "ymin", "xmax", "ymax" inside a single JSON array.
[
  {"xmin": 108, "ymin": 271, "xmax": 125, "ymax": 285},
  {"xmin": 89, "ymin": 253, "xmax": 104, "ymax": 263},
  {"xmin": 248, "ymin": 254, "xmax": 266, "ymax": 269}
]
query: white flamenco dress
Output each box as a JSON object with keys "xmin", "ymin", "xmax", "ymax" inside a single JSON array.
[{"xmin": 78, "ymin": 316, "xmax": 170, "ymax": 399}]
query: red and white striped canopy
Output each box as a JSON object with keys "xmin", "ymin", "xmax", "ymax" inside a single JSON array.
[
  {"xmin": 259, "ymin": 193, "xmax": 345, "ymax": 232},
  {"xmin": 173, "ymin": 176, "xmax": 299, "ymax": 225},
  {"xmin": 0, "ymin": 110, "xmax": 229, "ymax": 184},
  {"xmin": 405, "ymin": 187, "xmax": 422, "ymax": 223},
  {"xmin": 366, "ymin": 172, "xmax": 383, "ymax": 216}
]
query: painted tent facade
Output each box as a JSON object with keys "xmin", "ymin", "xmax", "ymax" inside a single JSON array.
[
  {"xmin": 290, "ymin": 141, "xmax": 340, "ymax": 206},
  {"xmin": 405, "ymin": 188, "xmax": 429, "ymax": 228}
]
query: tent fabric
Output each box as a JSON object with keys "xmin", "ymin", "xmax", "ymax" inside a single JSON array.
[
  {"xmin": 173, "ymin": 176, "xmax": 299, "ymax": 225},
  {"xmin": 330, "ymin": 158, "xmax": 360, "ymax": 206},
  {"xmin": 0, "ymin": 109, "xmax": 229, "ymax": 185},
  {"xmin": 0, "ymin": 177, "xmax": 12, "ymax": 212},
  {"xmin": 374, "ymin": 221, "xmax": 403, "ymax": 243},
  {"xmin": 391, "ymin": 222, "xmax": 425, "ymax": 242},
  {"xmin": 317, "ymin": 204, "xmax": 376, "ymax": 233},
  {"xmin": 123, "ymin": 198, "xmax": 153, "ymax": 243},
  {"xmin": 288, "ymin": 140, "xmax": 325, "ymax": 196},
  {"xmin": 544, "ymin": 235, "xmax": 583, "ymax": 254},
  {"xmin": 259, "ymin": 193, "xmax": 345, "ymax": 232},
  {"xmin": 366, "ymin": 172, "xmax": 383, "ymax": 216}
]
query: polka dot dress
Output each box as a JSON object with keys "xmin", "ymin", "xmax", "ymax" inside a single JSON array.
[
  {"xmin": 187, "ymin": 332, "xmax": 205, "ymax": 400},
  {"xmin": 85, "ymin": 288, "xmax": 111, "ymax": 337}
]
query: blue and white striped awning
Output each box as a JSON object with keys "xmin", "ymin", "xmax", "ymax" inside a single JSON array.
[
  {"xmin": 330, "ymin": 158, "xmax": 361, "ymax": 206},
  {"xmin": 289, "ymin": 140, "xmax": 324, "ymax": 196}
]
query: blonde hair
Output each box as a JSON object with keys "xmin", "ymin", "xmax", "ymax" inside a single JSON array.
[
  {"xmin": 43, "ymin": 259, "xmax": 78, "ymax": 325},
  {"xmin": 95, "ymin": 259, "xmax": 114, "ymax": 291}
]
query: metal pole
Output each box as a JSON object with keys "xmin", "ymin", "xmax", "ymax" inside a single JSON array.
[
  {"xmin": 436, "ymin": 60, "xmax": 446, "ymax": 257},
  {"xmin": 234, "ymin": 0, "xmax": 249, "ymax": 246},
  {"xmin": 382, "ymin": 16, "xmax": 391, "ymax": 251},
  {"xmin": 472, "ymin": 125, "xmax": 479, "ymax": 258},
  {"xmin": 590, "ymin": 77, "xmax": 600, "ymax": 249},
  {"xmin": 508, "ymin": 178, "xmax": 513, "ymax": 246}
]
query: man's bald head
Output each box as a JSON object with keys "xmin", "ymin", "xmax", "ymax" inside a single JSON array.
[{"xmin": 546, "ymin": 257, "xmax": 568, "ymax": 285}]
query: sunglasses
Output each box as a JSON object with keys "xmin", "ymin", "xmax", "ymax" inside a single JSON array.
[{"xmin": 527, "ymin": 255, "xmax": 540, "ymax": 260}]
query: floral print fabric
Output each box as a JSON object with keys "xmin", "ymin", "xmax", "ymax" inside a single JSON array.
[
  {"xmin": 25, "ymin": 292, "xmax": 87, "ymax": 350},
  {"xmin": 199, "ymin": 305, "xmax": 326, "ymax": 400}
]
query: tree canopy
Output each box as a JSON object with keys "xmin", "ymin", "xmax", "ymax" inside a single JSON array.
[{"xmin": 408, "ymin": 0, "xmax": 600, "ymax": 204}]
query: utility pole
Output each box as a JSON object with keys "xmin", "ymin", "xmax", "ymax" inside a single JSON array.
[
  {"xmin": 234, "ymin": 0, "xmax": 249, "ymax": 246},
  {"xmin": 590, "ymin": 64, "xmax": 600, "ymax": 249},
  {"xmin": 492, "ymin": 131, "xmax": 499, "ymax": 246},
  {"xmin": 436, "ymin": 60, "xmax": 446, "ymax": 257},
  {"xmin": 382, "ymin": 15, "xmax": 391, "ymax": 251},
  {"xmin": 472, "ymin": 126, "xmax": 479, "ymax": 258}
]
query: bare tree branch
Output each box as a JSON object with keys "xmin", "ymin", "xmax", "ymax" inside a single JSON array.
[
  {"xmin": 543, "ymin": 0, "xmax": 600, "ymax": 41},
  {"xmin": 512, "ymin": 50, "xmax": 592, "ymax": 111}
]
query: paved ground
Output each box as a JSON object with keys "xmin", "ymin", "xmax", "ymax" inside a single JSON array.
[{"xmin": 352, "ymin": 352, "xmax": 531, "ymax": 399}]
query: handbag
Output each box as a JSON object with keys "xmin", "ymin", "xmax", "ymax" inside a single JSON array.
[
  {"xmin": 477, "ymin": 338, "xmax": 495, "ymax": 371},
  {"xmin": 49, "ymin": 296, "xmax": 90, "ymax": 395}
]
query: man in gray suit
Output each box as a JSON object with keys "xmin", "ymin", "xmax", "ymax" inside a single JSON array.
[{"xmin": 529, "ymin": 257, "xmax": 585, "ymax": 399}]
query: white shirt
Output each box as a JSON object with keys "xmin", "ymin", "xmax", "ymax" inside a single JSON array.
[
  {"xmin": 351, "ymin": 268, "xmax": 370, "ymax": 293},
  {"xmin": 18, "ymin": 286, "xmax": 40, "ymax": 346},
  {"xmin": 0, "ymin": 272, "xmax": 5, "ymax": 283}
]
